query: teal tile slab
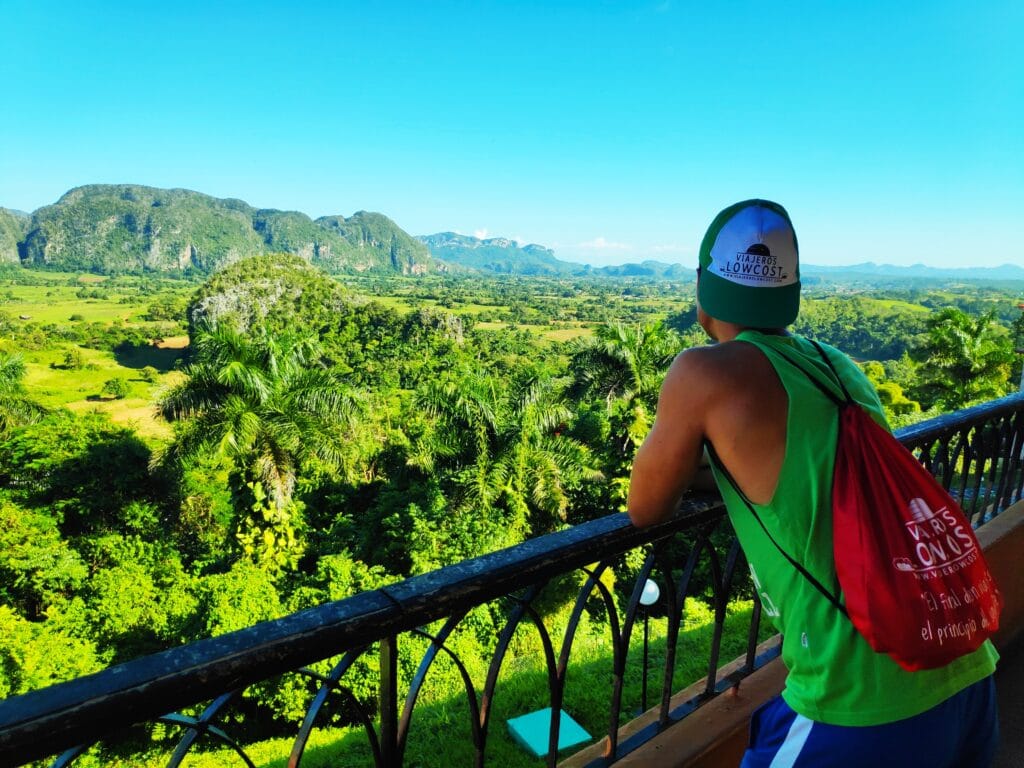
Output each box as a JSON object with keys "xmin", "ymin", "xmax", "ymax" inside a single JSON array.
[{"xmin": 506, "ymin": 707, "xmax": 592, "ymax": 759}]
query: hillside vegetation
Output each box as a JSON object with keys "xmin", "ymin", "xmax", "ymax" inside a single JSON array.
[
  {"xmin": 420, "ymin": 232, "xmax": 573, "ymax": 275},
  {"xmin": 0, "ymin": 208, "xmax": 27, "ymax": 264},
  {"xmin": 419, "ymin": 231, "xmax": 692, "ymax": 278},
  {"xmin": 12, "ymin": 184, "xmax": 437, "ymax": 276}
]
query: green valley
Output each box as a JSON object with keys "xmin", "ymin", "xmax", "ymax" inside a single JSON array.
[{"xmin": 0, "ymin": 239, "xmax": 1022, "ymax": 767}]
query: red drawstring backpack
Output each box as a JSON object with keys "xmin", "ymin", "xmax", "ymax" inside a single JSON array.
[{"xmin": 715, "ymin": 339, "xmax": 1002, "ymax": 671}]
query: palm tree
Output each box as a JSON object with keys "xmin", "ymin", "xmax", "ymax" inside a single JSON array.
[
  {"xmin": 496, "ymin": 375, "xmax": 603, "ymax": 529},
  {"xmin": 568, "ymin": 321, "xmax": 680, "ymax": 453},
  {"xmin": 156, "ymin": 323, "xmax": 360, "ymax": 509},
  {"xmin": 916, "ymin": 308, "xmax": 1014, "ymax": 410},
  {"xmin": 0, "ymin": 352, "xmax": 46, "ymax": 436},
  {"xmin": 569, "ymin": 321, "xmax": 679, "ymax": 410},
  {"xmin": 413, "ymin": 369, "xmax": 601, "ymax": 536}
]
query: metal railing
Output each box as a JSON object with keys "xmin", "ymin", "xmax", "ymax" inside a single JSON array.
[
  {"xmin": 1, "ymin": 392, "xmax": 1022, "ymax": 768},
  {"xmin": 898, "ymin": 393, "xmax": 1024, "ymax": 525}
]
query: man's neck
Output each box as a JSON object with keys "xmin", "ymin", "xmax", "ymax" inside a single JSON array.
[{"xmin": 711, "ymin": 322, "xmax": 788, "ymax": 343}]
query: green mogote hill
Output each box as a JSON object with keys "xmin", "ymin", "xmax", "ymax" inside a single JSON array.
[
  {"xmin": 13, "ymin": 184, "xmax": 438, "ymax": 276},
  {"xmin": 0, "ymin": 208, "xmax": 28, "ymax": 264}
]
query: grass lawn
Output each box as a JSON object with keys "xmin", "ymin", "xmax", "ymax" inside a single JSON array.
[
  {"xmin": 18, "ymin": 343, "xmax": 184, "ymax": 441},
  {"xmin": 3, "ymin": 274, "xmax": 191, "ymax": 440},
  {"xmin": 539, "ymin": 325, "xmax": 594, "ymax": 342},
  {"xmin": 5, "ymin": 285, "xmax": 142, "ymax": 324}
]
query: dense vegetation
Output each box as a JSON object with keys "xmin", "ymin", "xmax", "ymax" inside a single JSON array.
[{"xmin": 0, "ymin": 255, "xmax": 1021, "ymax": 765}]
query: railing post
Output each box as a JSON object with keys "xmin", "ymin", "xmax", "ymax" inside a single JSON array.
[{"xmin": 380, "ymin": 635, "xmax": 399, "ymax": 767}]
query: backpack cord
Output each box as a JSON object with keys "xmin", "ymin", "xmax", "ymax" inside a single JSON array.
[
  {"xmin": 708, "ymin": 337, "xmax": 853, "ymax": 617},
  {"xmin": 768, "ymin": 339, "xmax": 854, "ymax": 406},
  {"xmin": 704, "ymin": 439, "xmax": 849, "ymax": 617}
]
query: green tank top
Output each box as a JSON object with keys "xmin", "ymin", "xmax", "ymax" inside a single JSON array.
[{"xmin": 709, "ymin": 331, "xmax": 997, "ymax": 726}]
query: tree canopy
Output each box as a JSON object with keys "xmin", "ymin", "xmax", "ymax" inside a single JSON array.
[{"xmin": 912, "ymin": 308, "xmax": 1015, "ymax": 410}]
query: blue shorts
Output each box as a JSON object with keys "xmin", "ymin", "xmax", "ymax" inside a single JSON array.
[{"xmin": 741, "ymin": 676, "xmax": 999, "ymax": 768}]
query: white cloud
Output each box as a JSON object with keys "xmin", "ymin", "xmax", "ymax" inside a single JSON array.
[
  {"xmin": 473, "ymin": 228, "xmax": 489, "ymax": 240},
  {"xmin": 577, "ymin": 236, "xmax": 633, "ymax": 251}
]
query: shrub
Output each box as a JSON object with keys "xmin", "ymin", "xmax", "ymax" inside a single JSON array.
[
  {"xmin": 62, "ymin": 348, "xmax": 85, "ymax": 369},
  {"xmin": 102, "ymin": 378, "xmax": 130, "ymax": 399},
  {"xmin": 0, "ymin": 605, "xmax": 103, "ymax": 698}
]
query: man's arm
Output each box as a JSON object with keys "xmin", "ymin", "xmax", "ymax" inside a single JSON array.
[{"xmin": 627, "ymin": 350, "xmax": 713, "ymax": 528}]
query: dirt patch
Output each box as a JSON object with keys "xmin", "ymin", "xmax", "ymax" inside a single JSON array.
[
  {"xmin": 155, "ymin": 336, "xmax": 190, "ymax": 349},
  {"xmin": 65, "ymin": 399, "xmax": 173, "ymax": 441},
  {"xmin": 541, "ymin": 327, "xmax": 594, "ymax": 342}
]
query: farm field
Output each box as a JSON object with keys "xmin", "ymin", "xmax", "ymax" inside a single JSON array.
[
  {"xmin": 18, "ymin": 341, "xmax": 186, "ymax": 440},
  {"xmin": 4, "ymin": 267, "xmax": 1023, "ymax": 444},
  {"xmin": 2, "ymin": 271, "xmax": 677, "ymax": 438},
  {"xmin": 4, "ymin": 267, "xmax": 1023, "ymax": 445},
  {"xmin": 1, "ymin": 272, "xmax": 193, "ymax": 439},
  {"xmin": 8, "ymin": 293, "xmax": 134, "ymax": 324}
]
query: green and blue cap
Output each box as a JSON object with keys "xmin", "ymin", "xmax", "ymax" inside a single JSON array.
[{"xmin": 697, "ymin": 199, "xmax": 800, "ymax": 328}]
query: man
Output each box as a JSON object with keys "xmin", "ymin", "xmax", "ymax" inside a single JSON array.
[{"xmin": 627, "ymin": 200, "xmax": 999, "ymax": 767}]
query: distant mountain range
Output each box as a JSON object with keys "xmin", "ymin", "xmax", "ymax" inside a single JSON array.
[
  {"xmin": 2, "ymin": 185, "xmax": 1021, "ymax": 281},
  {"xmin": 801, "ymin": 262, "xmax": 1024, "ymax": 280},
  {"xmin": 418, "ymin": 232, "xmax": 690, "ymax": 278},
  {"xmin": 420, "ymin": 232, "xmax": 1024, "ymax": 282},
  {"xmin": 419, "ymin": 232, "xmax": 569, "ymax": 275},
  {"xmin": 2, "ymin": 185, "xmax": 438, "ymax": 275}
]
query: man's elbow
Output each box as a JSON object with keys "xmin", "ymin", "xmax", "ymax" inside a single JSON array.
[
  {"xmin": 628, "ymin": 473, "xmax": 692, "ymax": 528},
  {"xmin": 627, "ymin": 500, "xmax": 665, "ymax": 528}
]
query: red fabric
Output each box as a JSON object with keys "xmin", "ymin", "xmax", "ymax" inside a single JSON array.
[{"xmin": 832, "ymin": 405, "xmax": 1003, "ymax": 671}]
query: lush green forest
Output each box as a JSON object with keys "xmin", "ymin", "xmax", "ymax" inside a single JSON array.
[{"xmin": 1, "ymin": 256, "xmax": 1022, "ymax": 766}]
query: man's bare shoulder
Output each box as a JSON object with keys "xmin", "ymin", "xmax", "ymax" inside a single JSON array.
[{"xmin": 667, "ymin": 340, "xmax": 771, "ymax": 388}]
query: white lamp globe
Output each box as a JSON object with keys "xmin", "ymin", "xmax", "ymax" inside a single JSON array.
[{"xmin": 640, "ymin": 579, "xmax": 660, "ymax": 607}]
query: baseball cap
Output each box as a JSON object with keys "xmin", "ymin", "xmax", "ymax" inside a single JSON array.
[{"xmin": 697, "ymin": 199, "xmax": 800, "ymax": 328}]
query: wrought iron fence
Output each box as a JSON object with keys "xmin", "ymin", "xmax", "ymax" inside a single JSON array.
[
  {"xmin": 899, "ymin": 392, "xmax": 1024, "ymax": 524},
  {"xmin": 1, "ymin": 392, "xmax": 1022, "ymax": 768}
]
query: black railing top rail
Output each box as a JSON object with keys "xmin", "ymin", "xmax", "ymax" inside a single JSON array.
[
  {"xmin": 896, "ymin": 391, "xmax": 1024, "ymax": 447},
  {"xmin": 1, "ymin": 391, "xmax": 1022, "ymax": 767},
  {"xmin": 898, "ymin": 391, "xmax": 1024, "ymax": 522}
]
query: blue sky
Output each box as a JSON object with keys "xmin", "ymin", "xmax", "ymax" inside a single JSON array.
[{"xmin": 1, "ymin": 1, "xmax": 1021, "ymax": 267}]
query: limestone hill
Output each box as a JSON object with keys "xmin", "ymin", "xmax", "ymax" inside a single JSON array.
[{"xmin": 12, "ymin": 184, "xmax": 437, "ymax": 276}]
